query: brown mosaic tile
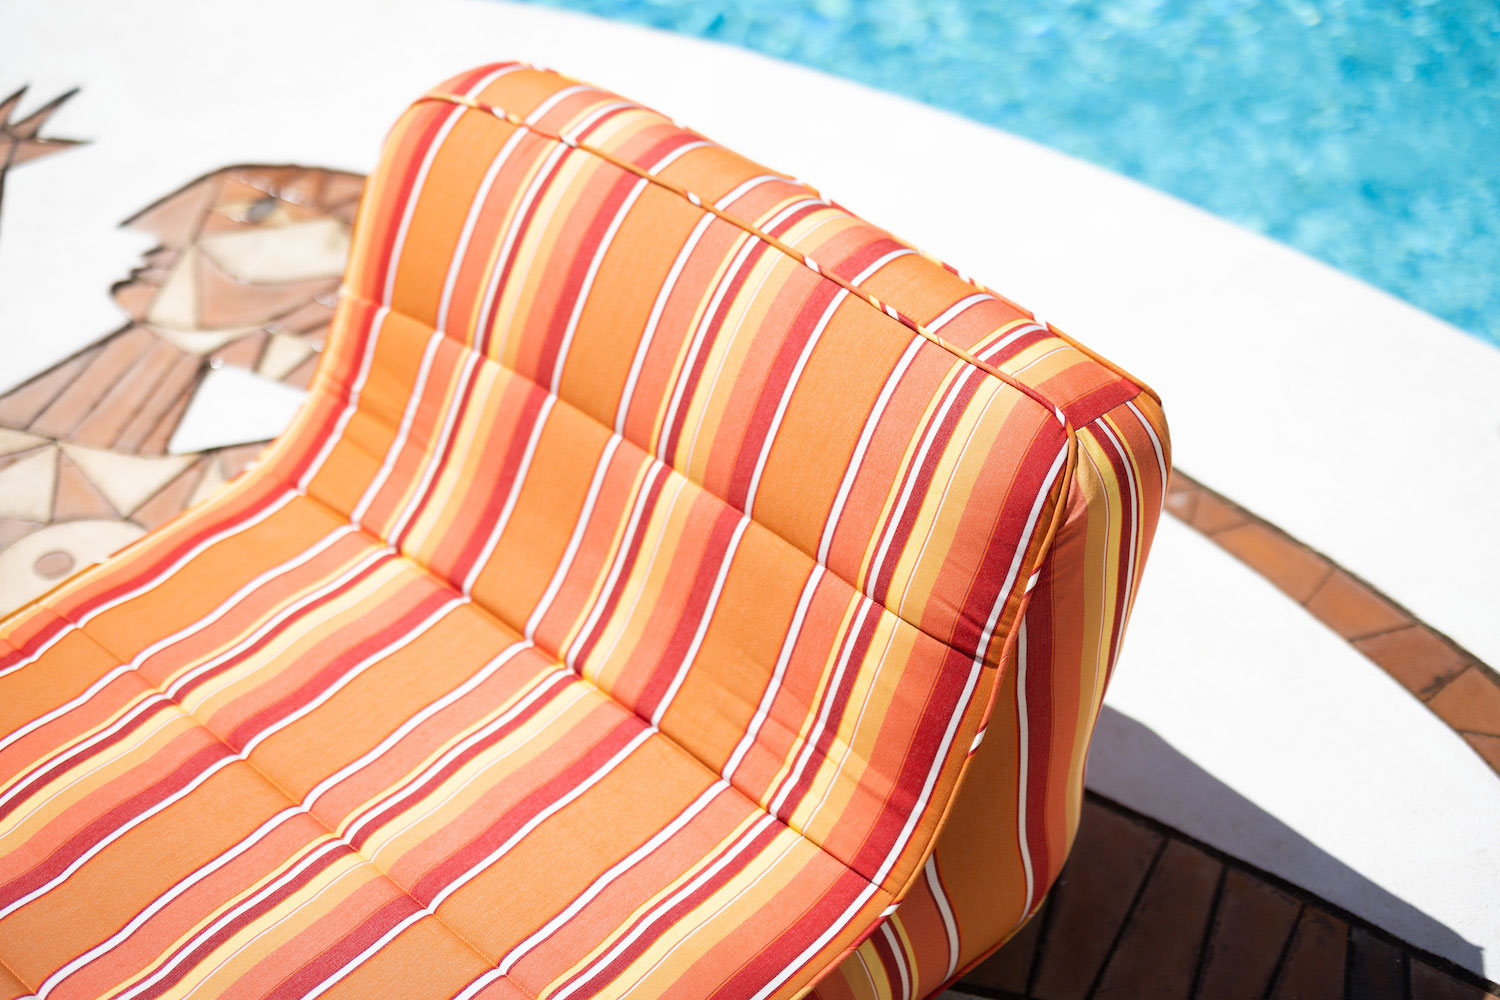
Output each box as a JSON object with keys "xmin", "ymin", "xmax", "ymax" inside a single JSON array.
[
  {"xmin": 1163, "ymin": 476, "xmax": 1199, "ymax": 522},
  {"xmin": 138, "ymin": 388, "xmax": 195, "ymax": 455},
  {"xmin": 1188, "ymin": 491, "xmax": 1250, "ymax": 535},
  {"xmin": 132, "ymin": 458, "xmax": 208, "ymax": 530},
  {"xmin": 212, "ymin": 330, "xmax": 269, "ymax": 369},
  {"xmin": 32, "ymin": 549, "xmax": 75, "ymax": 580},
  {"xmin": 195, "ymin": 251, "xmax": 337, "ymax": 329},
  {"xmin": 1213, "ymin": 522, "xmax": 1333, "ymax": 603},
  {"xmin": 283, "ymin": 351, "xmax": 321, "ymax": 389},
  {"xmin": 1429, "ymin": 667, "xmax": 1500, "ymax": 737},
  {"xmin": 217, "ymin": 442, "xmax": 267, "ymax": 479},
  {"xmin": 268, "ymin": 299, "xmax": 335, "ymax": 335},
  {"xmin": 1194, "ymin": 869, "xmax": 1301, "ymax": 1000},
  {"xmin": 126, "ymin": 175, "xmax": 219, "ymax": 247},
  {"xmin": 111, "ymin": 280, "xmax": 158, "ymax": 321},
  {"xmin": 1029, "ymin": 803, "xmax": 1163, "ymax": 1000},
  {"xmin": 29, "ymin": 328, "xmax": 155, "ymax": 439},
  {"xmin": 1093, "ymin": 839, "xmax": 1221, "ymax": 999},
  {"xmin": 1268, "ymin": 908, "xmax": 1348, "ymax": 1000},
  {"xmin": 1347, "ymin": 926, "xmax": 1406, "ymax": 1000},
  {"xmin": 114, "ymin": 352, "xmax": 204, "ymax": 455},
  {"xmin": 0, "ymin": 347, "xmax": 100, "ymax": 429},
  {"xmin": 71, "ymin": 338, "xmax": 189, "ymax": 449},
  {"xmin": 1305, "ymin": 569, "xmax": 1413, "ymax": 641},
  {"xmin": 1355, "ymin": 627, "xmax": 1473, "ymax": 700},
  {"xmin": 1410, "ymin": 960, "xmax": 1497, "ymax": 1000},
  {"xmin": 1461, "ymin": 733, "xmax": 1500, "ymax": 772},
  {"xmin": 52, "ymin": 453, "xmax": 118, "ymax": 521}
]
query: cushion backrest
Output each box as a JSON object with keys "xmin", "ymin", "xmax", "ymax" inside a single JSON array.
[{"xmin": 277, "ymin": 62, "xmax": 1165, "ymax": 896}]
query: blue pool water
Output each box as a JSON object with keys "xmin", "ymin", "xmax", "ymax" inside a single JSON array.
[{"xmin": 518, "ymin": 0, "xmax": 1500, "ymax": 346}]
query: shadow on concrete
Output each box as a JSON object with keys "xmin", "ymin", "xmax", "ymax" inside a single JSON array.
[{"xmin": 1087, "ymin": 706, "xmax": 1485, "ymax": 976}]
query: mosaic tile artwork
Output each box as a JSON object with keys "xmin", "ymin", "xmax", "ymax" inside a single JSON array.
[
  {"xmin": 0, "ymin": 85, "xmax": 83, "ymax": 216},
  {"xmin": 0, "ymin": 160, "xmax": 363, "ymax": 612}
]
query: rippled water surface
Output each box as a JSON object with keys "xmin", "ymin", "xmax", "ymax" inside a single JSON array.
[{"xmin": 519, "ymin": 0, "xmax": 1500, "ymax": 346}]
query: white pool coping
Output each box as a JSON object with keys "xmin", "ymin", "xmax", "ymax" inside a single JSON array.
[{"xmin": 3, "ymin": 0, "xmax": 1498, "ymax": 976}]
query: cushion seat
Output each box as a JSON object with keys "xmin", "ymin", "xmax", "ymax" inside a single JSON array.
[{"xmin": 0, "ymin": 482, "xmax": 891, "ymax": 1000}]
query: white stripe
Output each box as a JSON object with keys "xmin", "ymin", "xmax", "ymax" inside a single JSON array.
[
  {"xmin": 614, "ymin": 213, "xmax": 715, "ymax": 434},
  {"xmin": 925, "ymin": 855, "xmax": 960, "ymax": 982},
  {"xmin": 562, "ymin": 100, "xmax": 634, "ymax": 142},
  {"xmin": 0, "ymin": 491, "xmax": 296, "ymax": 681},
  {"xmin": 480, "ymin": 781, "xmax": 728, "ymax": 983},
  {"xmin": 349, "ymin": 329, "xmax": 446, "ymax": 522},
  {"xmin": 721, "ymin": 564, "xmax": 823, "ymax": 780},
  {"xmin": 109, "ymin": 840, "xmax": 348, "ymax": 1000},
  {"xmin": 0, "ymin": 754, "xmax": 237, "ymax": 922},
  {"xmin": 381, "ymin": 65, "xmax": 521, "ymax": 305},
  {"xmin": 743, "ymin": 288, "xmax": 849, "ymax": 514},
  {"xmin": 550, "ymin": 811, "xmax": 782, "ymax": 1000},
  {"xmin": 339, "ymin": 669, "xmax": 573, "ymax": 845},
  {"xmin": 927, "ymin": 292, "xmax": 990, "ymax": 332},
  {"xmin": 1126, "ymin": 399, "xmax": 1168, "ymax": 498},
  {"xmin": 768, "ymin": 596, "xmax": 875, "ymax": 817},
  {"xmin": 301, "ymin": 910, "xmax": 427, "ymax": 1000},
  {"xmin": 1016, "ymin": 622, "xmax": 1036, "ymax": 911},
  {"xmin": 305, "ymin": 640, "xmax": 533, "ymax": 809},
  {"xmin": 881, "ymin": 922, "xmax": 911, "ymax": 1000},
  {"xmin": 817, "ymin": 335, "xmax": 924, "ymax": 565},
  {"xmin": 564, "ymin": 462, "xmax": 667, "ymax": 671},
  {"xmin": 241, "ymin": 596, "xmax": 467, "ymax": 755},
  {"xmin": 968, "ymin": 444, "xmax": 1070, "ymax": 671},
  {"xmin": 297, "ymin": 303, "xmax": 388, "ymax": 492},
  {"xmin": 864, "ymin": 362, "xmax": 983, "ymax": 592},
  {"xmin": 647, "ymin": 139, "xmax": 711, "ymax": 176},
  {"xmin": 649, "ymin": 516, "xmax": 749, "ymax": 725},
  {"xmin": 549, "ymin": 179, "xmax": 649, "ymax": 391},
  {"xmin": 164, "ymin": 544, "xmax": 391, "ymax": 701},
  {"xmin": 459, "ymin": 394, "xmax": 558, "ymax": 596},
  {"xmin": 428, "ymin": 727, "xmax": 655, "ymax": 910},
  {"xmin": 523, "ymin": 437, "xmax": 623, "ymax": 640},
  {"xmin": 36, "ymin": 807, "xmax": 300, "ymax": 996}
]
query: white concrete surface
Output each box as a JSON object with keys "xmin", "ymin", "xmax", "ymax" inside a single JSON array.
[
  {"xmin": 168, "ymin": 364, "xmax": 309, "ymax": 454},
  {"xmin": 1098, "ymin": 519, "xmax": 1500, "ymax": 975},
  {"xmin": 2, "ymin": 0, "xmax": 1496, "ymax": 976}
]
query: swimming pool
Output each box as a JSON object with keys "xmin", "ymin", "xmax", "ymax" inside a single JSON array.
[{"xmin": 516, "ymin": 0, "xmax": 1500, "ymax": 348}]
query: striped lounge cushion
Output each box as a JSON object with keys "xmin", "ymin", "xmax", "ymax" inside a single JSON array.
[{"xmin": 0, "ymin": 64, "xmax": 1168, "ymax": 1000}]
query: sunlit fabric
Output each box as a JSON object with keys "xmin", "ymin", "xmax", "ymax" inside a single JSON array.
[{"xmin": 0, "ymin": 64, "xmax": 1167, "ymax": 999}]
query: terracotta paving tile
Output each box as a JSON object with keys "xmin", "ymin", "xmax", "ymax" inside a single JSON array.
[
  {"xmin": 52, "ymin": 453, "xmax": 118, "ymax": 521},
  {"xmin": 1268, "ymin": 907, "xmax": 1348, "ymax": 1000},
  {"xmin": 0, "ymin": 347, "xmax": 98, "ymax": 428},
  {"xmin": 1304, "ymin": 570, "xmax": 1412, "ymax": 641},
  {"xmin": 1163, "ymin": 479, "xmax": 1200, "ymax": 522},
  {"xmin": 1194, "ymin": 869, "xmax": 1301, "ymax": 1000},
  {"xmin": 1428, "ymin": 667, "xmax": 1500, "ymax": 737},
  {"xmin": 1461, "ymin": 733, "xmax": 1500, "ymax": 772},
  {"xmin": 1212, "ymin": 522, "xmax": 1332, "ymax": 603},
  {"xmin": 963, "ymin": 897, "xmax": 1048, "ymax": 994},
  {"xmin": 1353, "ymin": 625, "xmax": 1471, "ymax": 699},
  {"xmin": 29, "ymin": 328, "xmax": 155, "ymax": 439},
  {"xmin": 1347, "ymin": 926, "xmax": 1406, "ymax": 1000},
  {"xmin": 1030, "ymin": 803, "xmax": 1163, "ymax": 1000},
  {"xmin": 1093, "ymin": 839, "xmax": 1222, "ymax": 1000},
  {"xmin": 1409, "ymin": 960, "xmax": 1495, "ymax": 1000},
  {"xmin": 1189, "ymin": 491, "xmax": 1250, "ymax": 535}
]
